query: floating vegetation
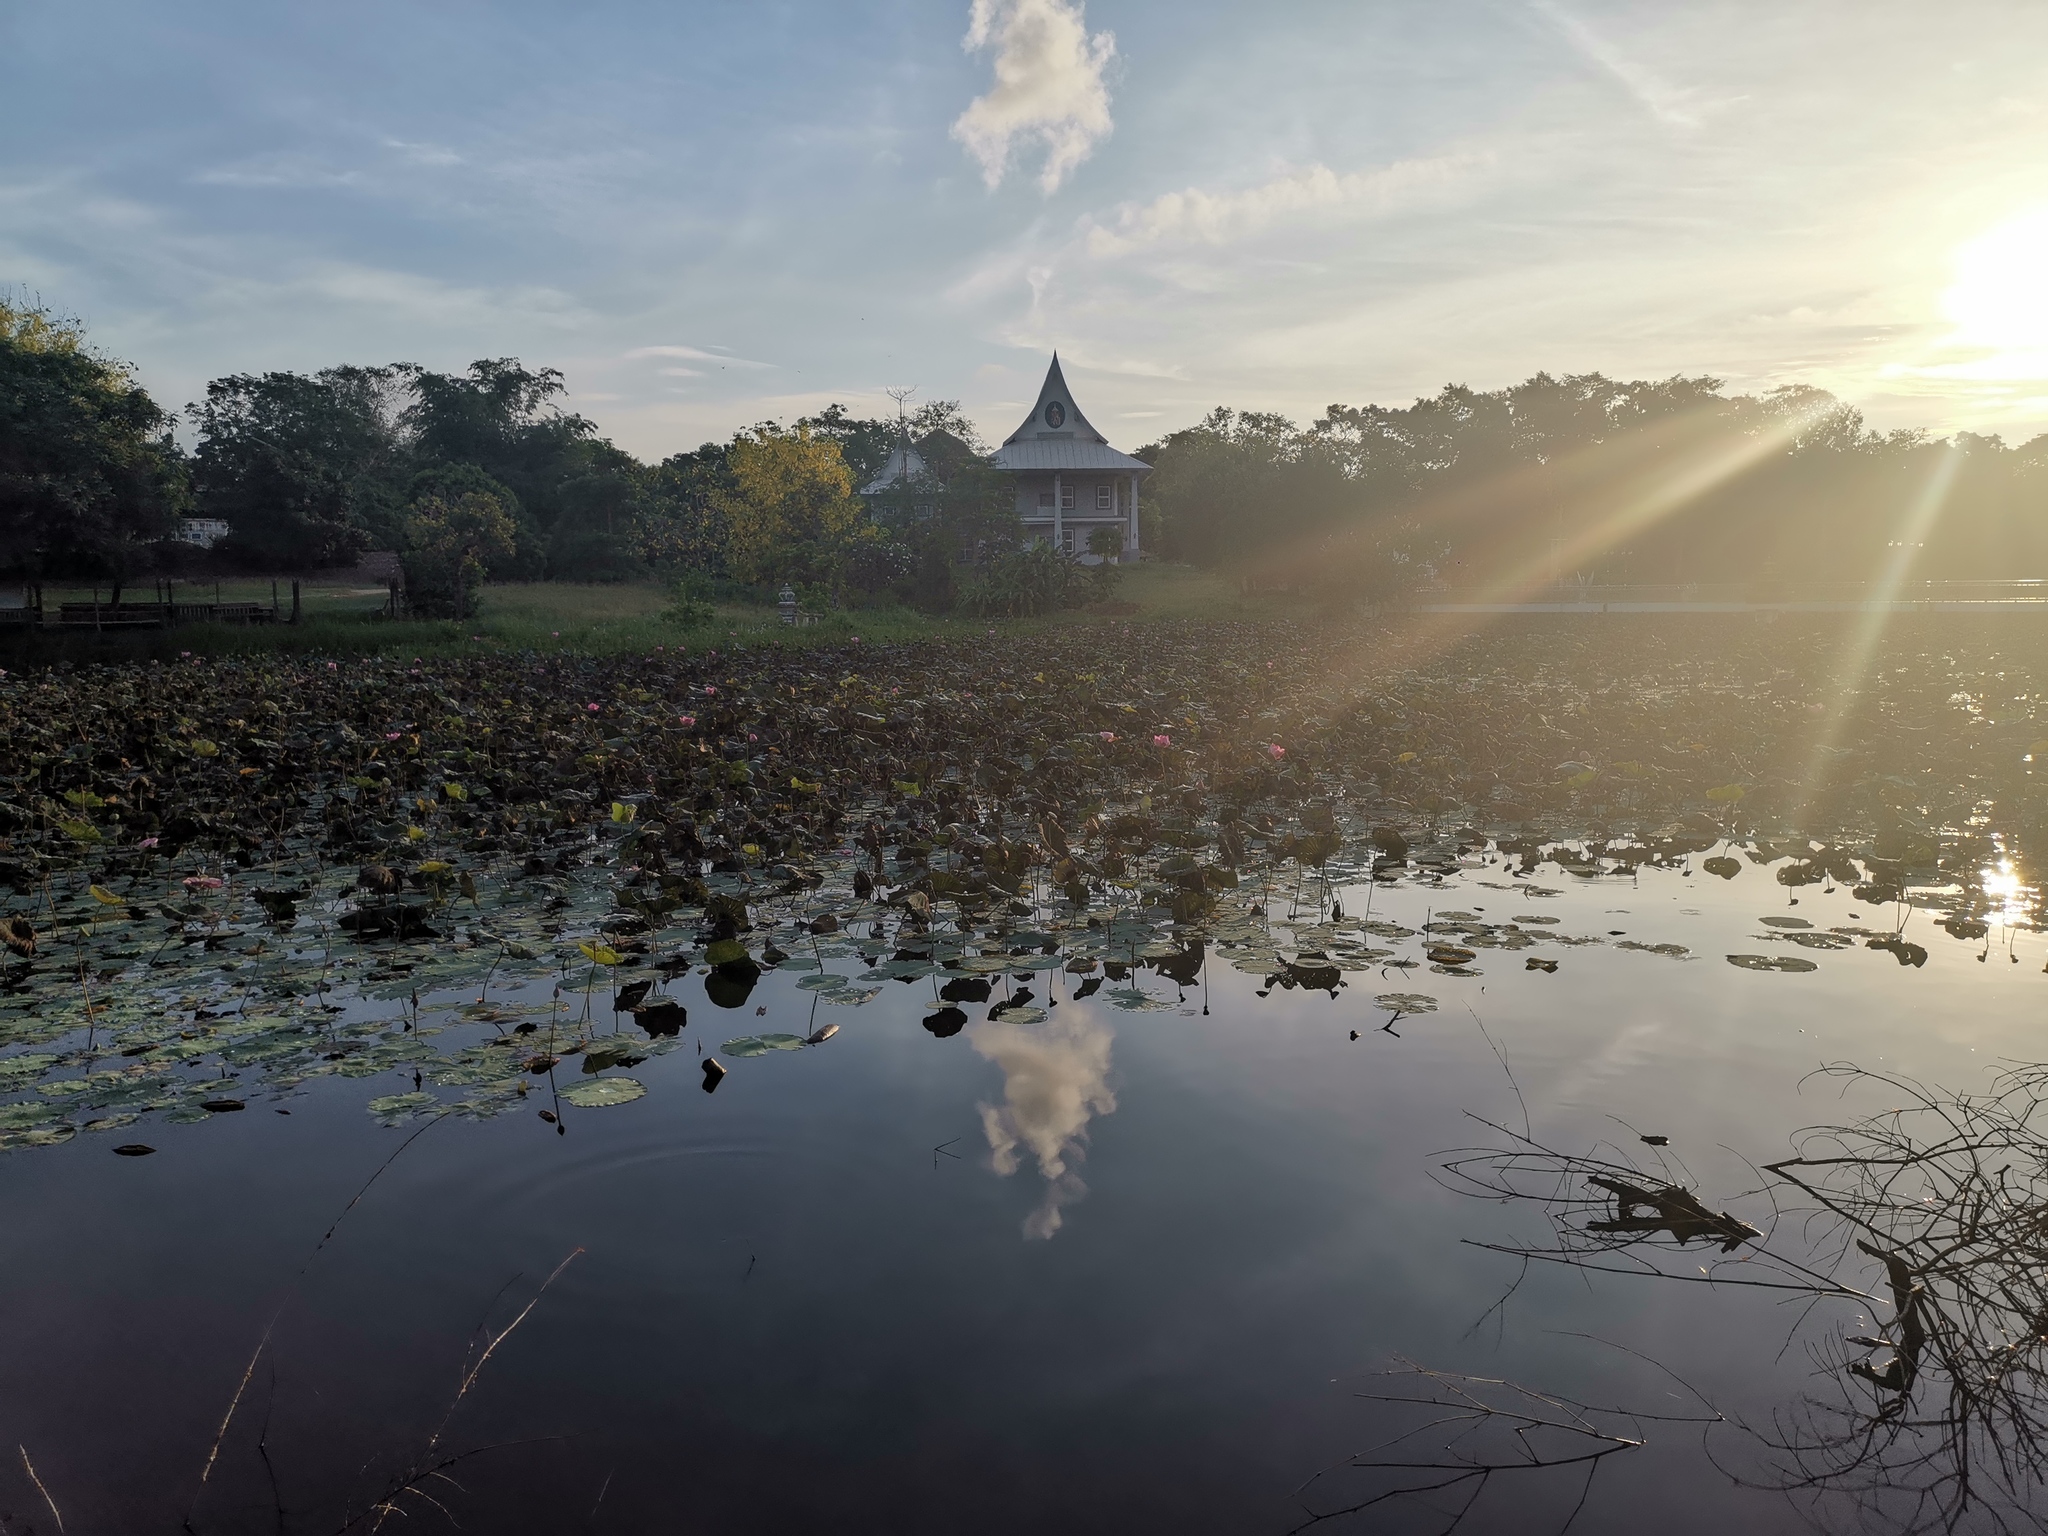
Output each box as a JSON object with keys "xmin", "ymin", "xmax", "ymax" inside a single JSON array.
[{"xmin": 0, "ymin": 621, "xmax": 2034, "ymax": 1149}]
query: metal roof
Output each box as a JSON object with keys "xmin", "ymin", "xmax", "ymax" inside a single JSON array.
[
  {"xmin": 992, "ymin": 354, "xmax": 1150, "ymax": 474},
  {"xmin": 989, "ymin": 439, "xmax": 1151, "ymax": 473}
]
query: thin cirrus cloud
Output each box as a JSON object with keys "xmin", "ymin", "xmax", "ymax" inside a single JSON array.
[
  {"xmin": 623, "ymin": 345, "xmax": 776, "ymax": 370},
  {"xmin": 1081, "ymin": 149, "xmax": 1498, "ymax": 258},
  {"xmin": 951, "ymin": 0, "xmax": 1117, "ymax": 194},
  {"xmin": 1529, "ymin": 0, "xmax": 1708, "ymax": 128}
]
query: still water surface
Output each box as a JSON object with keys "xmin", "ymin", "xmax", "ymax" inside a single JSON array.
[{"xmin": 1, "ymin": 851, "xmax": 2035, "ymax": 1532}]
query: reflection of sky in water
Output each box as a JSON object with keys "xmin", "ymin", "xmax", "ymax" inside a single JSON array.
[
  {"xmin": 969, "ymin": 1011, "xmax": 1116, "ymax": 1238},
  {"xmin": 6, "ymin": 850, "xmax": 2048, "ymax": 1529}
]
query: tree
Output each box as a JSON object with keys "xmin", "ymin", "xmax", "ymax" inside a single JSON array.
[
  {"xmin": 638, "ymin": 445, "xmax": 732, "ymax": 576},
  {"xmin": 402, "ymin": 358, "xmax": 598, "ymax": 573},
  {"xmin": 191, "ymin": 365, "xmax": 406, "ymax": 567},
  {"xmin": 713, "ymin": 425, "xmax": 866, "ymax": 585},
  {"xmin": 400, "ymin": 491, "xmax": 518, "ymax": 618},
  {"xmin": 0, "ymin": 297, "xmax": 184, "ymax": 577},
  {"xmin": 545, "ymin": 438, "xmax": 649, "ymax": 582}
]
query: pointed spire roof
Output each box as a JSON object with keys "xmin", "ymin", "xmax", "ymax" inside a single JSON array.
[
  {"xmin": 990, "ymin": 353, "xmax": 1151, "ymax": 474},
  {"xmin": 1002, "ymin": 353, "xmax": 1106, "ymax": 446}
]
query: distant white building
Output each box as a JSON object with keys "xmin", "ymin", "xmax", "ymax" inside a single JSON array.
[
  {"xmin": 174, "ymin": 518, "xmax": 231, "ymax": 549},
  {"xmin": 990, "ymin": 354, "xmax": 1150, "ymax": 562}
]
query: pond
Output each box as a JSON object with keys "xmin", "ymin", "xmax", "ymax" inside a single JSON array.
[
  {"xmin": 1, "ymin": 840, "xmax": 2038, "ymax": 1534},
  {"xmin": 4, "ymin": 622, "xmax": 2047, "ymax": 1531}
]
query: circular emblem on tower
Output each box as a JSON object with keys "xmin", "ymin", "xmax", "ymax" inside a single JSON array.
[{"xmin": 1043, "ymin": 400, "xmax": 1066, "ymax": 428}]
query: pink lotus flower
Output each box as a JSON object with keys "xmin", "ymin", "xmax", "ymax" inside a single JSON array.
[
  {"xmin": 1152, "ymin": 734, "xmax": 1171, "ymax": 748},
  {"xmin": 326, "ymin": 661, "xmax": 338, "ymax": 670},
  {"xmin": 1267, "ymin": 744, "xmax": 1286, "ymax": 759},
  {"xmin": 704, "ymin": 686, "xmax": 717, "ymax": 695},
  {"xmin": 136, "ymin": 837, "xmax": 159, "ymax": 850},
  {"xmin": 385, "ymin": 732, "xmax": 402, "ymax": 740},
  {"xmin": 1099, "ymin": 731, "xmax": 1116, "ymax": 742},
  {"xmin": 679, "ymin": 715, "xmax": 697, "ymax": 726},
  {"xmin": 747, "ymin": 732, "xmax": 758, "ymax": 742},
  {"xmin": 182, "ymin": 875, "xmax": 223, "ymax": 892},
  {"xmin": 586, "ymin": 703, "xmax": 601, "ymax": 713}
]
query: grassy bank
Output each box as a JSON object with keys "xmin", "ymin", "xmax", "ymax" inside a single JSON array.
[{"xmin": 0, "ymin": 564, "xmax": 1290, "ymax": 665}]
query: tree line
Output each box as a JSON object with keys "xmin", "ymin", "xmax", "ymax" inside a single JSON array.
[
  {"xmin": 8, "ymin": 293, "xmax": 2047, "ymax": 617},
  {"xmin": 0, "ymin": 297, "xmax": 1044, "ymax": 616},
  {"xmin": 1136, "ymin": 375, "xmax": 2048, "ymax": 595}
]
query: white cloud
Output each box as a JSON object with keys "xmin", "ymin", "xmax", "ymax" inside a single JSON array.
[
  {"xmin": 1531, "ymin": 1, "xmax": 1704, "ymax": 128},
  {"xmin": 952, "ymin": 0, "xmax": 1116, "ymax": 195},
  {"xmin": 1083, "ymin": 151, "xmax": 1493, "ymax": 258},
  {"xmin": 193, "ymin": 157, "xmax": 363, "ymax": 190},
  {"xmin": 623, "ymin": 344, "xmax": 775, "ymax": 369},
  {"xmin": 970, "ymin": 1010, "xmax": 1115, "ymax": 1239}
]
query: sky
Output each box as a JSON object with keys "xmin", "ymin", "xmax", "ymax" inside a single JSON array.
[{"xmin": 4, "ymin": 0, "xmax": 2048, "ymax": 461}]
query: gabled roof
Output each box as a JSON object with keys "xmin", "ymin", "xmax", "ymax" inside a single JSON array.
[
  {"xmin": 991, "ymin": 353, "xmax": 1151, "ymax": 475},
  {"xmin": 858, "ymin": 440, "xmax": 929, "ymax": 497}
]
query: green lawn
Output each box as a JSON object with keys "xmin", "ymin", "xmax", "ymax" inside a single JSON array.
[{"xmin": 0, "ymin": 563, "xmax": 1291, "ymax": 663}]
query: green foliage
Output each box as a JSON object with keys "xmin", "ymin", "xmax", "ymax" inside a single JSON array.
[
  {"xmin": 960, "ymin": 542, "xmax": 1088, "ymax": 617},
  {"xmin": 192, "ymin": 365, "xmax": 406, "ymax": 568},
  {"xmin": 1142, "ymin": 375, "xmax": 2048, "ymax": 590},
  {"xmin": 401, "ymin": 491, "xmax": 519, "ymax": 619},
  {"xmin": 661, "ymin": 576, "xmax": 716, "ymax": 627},
  {"xmin": 0, "ymin": 298, "xmax": 185, "ymax": 576},
  {"xmin": 638, "ymin": 445, "xmax": 731, "ymax": 577}
]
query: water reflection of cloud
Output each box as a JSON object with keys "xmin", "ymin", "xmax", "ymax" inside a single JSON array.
[{"xmin": 969, "ymin": 1012, "xmax": 1116, "ymax": 1239}]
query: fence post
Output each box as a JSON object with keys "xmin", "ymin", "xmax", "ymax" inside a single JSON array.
[{"xmin": 291, "ymin": 580, "xmax": 301, "ymax": 625}]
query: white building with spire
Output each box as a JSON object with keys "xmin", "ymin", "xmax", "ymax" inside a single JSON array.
[{"xmin": 990, "ymin": 354, "xmax": 1150, "ymax": 561}]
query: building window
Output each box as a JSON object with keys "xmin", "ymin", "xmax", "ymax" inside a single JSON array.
[
  {"xmin": 1060, "ymin": 484, "xmax": 1075, "ymax": 511},
  {"xmin": 1095, "ymin": 483, "xmax": 1112, "ymax": 511},
  {"xmin": 1038, "ymin": 490, "xmax": 1054, "ymax": 508},
  {"xmin": 1062, "ymin": 527, "xmax": 1077, "ymax": 553}
]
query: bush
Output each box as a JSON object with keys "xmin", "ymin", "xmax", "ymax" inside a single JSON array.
[
  {"xmin": 401, "ymin": 492, "xmax": 517, "ymax": 619},
  {"xmin": 959, "ymin": 543, "xmax": 1087, "ymax": 618},
  {"xmin": 661, "ymin": 575, "xmax": 717, "ymax": 627}
]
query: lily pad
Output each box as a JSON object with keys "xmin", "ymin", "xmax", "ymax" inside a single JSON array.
[
  {"xmin": 1726, "ymin": 954, "xmax": 1819, "ymax": 972},
  {"xmin": 560, "ymin": 1076, "xmax": 647, "ymax": 1108},
  {"xmin": 1374, "ymin": 993, "xmax": 1438, "ymax": 1013},
  {"xmin": 366, "ymin": 1091, "xmax": 440, "ymax": 1125}
]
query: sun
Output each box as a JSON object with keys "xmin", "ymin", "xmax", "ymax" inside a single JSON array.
[{"xmin": 1942, "ymin": 207, "xmax": 2048, "ymax": 364}]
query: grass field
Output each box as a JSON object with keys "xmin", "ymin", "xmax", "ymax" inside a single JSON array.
[{"xmin": 0, "ymin": 563, "xmax": 1289, "ymax": 664}]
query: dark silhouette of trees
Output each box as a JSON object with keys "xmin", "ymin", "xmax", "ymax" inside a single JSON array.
[
  {"xmin": 1141, "ymin": 373, "xmax": 2048, "ymax": 593},
  {"xmin": 0, "ymin": 298, "xmax": 184, "ymax": 579},
  {"xmin": 191, "ymin": 365, "xmax": 407, "ymax": 568}
]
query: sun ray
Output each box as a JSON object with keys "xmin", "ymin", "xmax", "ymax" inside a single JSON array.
[{"xmin": 1783, "ymin": 443, "xmax": 1965, "ymax": 831}]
